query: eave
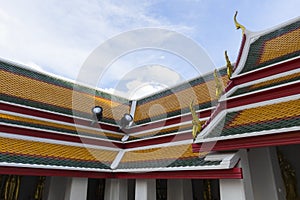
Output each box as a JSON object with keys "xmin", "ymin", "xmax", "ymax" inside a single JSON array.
[
  {"xmin": 192, "ymin": 130, "xmax": 300, "ymax": 152},
  {"xmin": 0, "ymin": 166, "xmax": 242, "ymax": 179},
  {"xmin": 226, "ymin": 56, "xmax": 300, "ymax": 92}
]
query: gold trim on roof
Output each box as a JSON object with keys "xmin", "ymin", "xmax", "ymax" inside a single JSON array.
[
  {"xmin": 214, "ymin": 70, "xmax": 223, "ymax": 100},
  {"xmin": 225, "ymin": 51, "xmax": 233, "ymax": 79},
  {"xmin": 189, "ymin": 100, "xmax": 202, "ymax": 140},
  {"xmin": 234, "ymin": 11, "xmax": 246, "ymax": 34}
]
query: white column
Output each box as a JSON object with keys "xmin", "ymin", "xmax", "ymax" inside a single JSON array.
[
  {"xmin": 135, "ymin": 179, "xmax": 156, "ymax": 200},
  {"xmin": 248, "ymin": 147, "xmax": 285, "ymax": 200},
  {"xmin": 239, "ymin": 149, "xmax": 254, "ymax": 200},
  {"xmin": 44, "ymin": 176, "xmax": 69, "ymax": 200},
  {"xmin": 104, "ymin": 179, "xmax": 128, "ymax": 200},
  {"xmin": 64, "ymin": 177, "xmax": 88, "ymax": 200},
  {"xmin": 167, "ymin": 179, "xmax": 193, "ymax": 200},
  {"xmin": 219, "ymin": 149, "xmax": 254, "ymax": 200},
  {"xmin": 219, "ymin": 179, "xmax": 246, "ymax": 200}
]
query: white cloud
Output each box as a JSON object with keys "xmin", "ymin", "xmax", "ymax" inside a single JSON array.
[
  {"xmin": 0, "ymin": 0, "xmax": 191, "ymax": 81},
  {"xmin": 1, "ymin": 0, "xmax": 299, "ymax": 99},
  {"xmin": 104, "ymin": 82, "xmax": 168, "ymax": 100},
  {"xmin": 129, "ymin": 82, "xmax": 167, "ymax": 99},
  {"xmin": 122, "ymin": 65, "xmax": 182, "ymax": 90},
  {"xmin": 101, "ymin": 64, "xmax": 183, "ymax": 99}
]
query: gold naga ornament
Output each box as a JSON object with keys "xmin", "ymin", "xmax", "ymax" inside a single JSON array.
[
  {"xmin": 203, "ymin": 180, "xmax": 212, "ymax": 200},
  {"xmin": 234, "ymin": 11, "xmax": 246, "ymax": 34},
  {"xmin": 277, "ymin": 151, "xmax": 299, "ymax": 200},
  {"xmin": 225, "ymin": 50, "xmax": 233, "ymax": 79},
  {"xmin": 189, "ymin": 100, "xmax": 202, "ymax": 140},
  {"xmin": 214, "ymin": 69, "xmax": 223, "ymax": 99},
  {"xmin": 4, "ymin": 175, "xmax": 20, "ymax": 200},
  {"xmin": 34, "ymin": 176, "xmax": 46, "ymax": 200}
]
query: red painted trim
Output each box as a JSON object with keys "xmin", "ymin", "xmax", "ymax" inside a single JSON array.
[
  {"xmin": 203, "ymin": 81, "xmax": 299, "ymax": 129},
  {"xmin": 0, "ymin": 166, "xmax": 242, "ymax": 179},
  {"xmin": 0, "ymin": 166, "xmax": 113, "ymax": 178},
  {"xmin": 0, "ymin": 102, "xmax": 119, "ymax": 132},
  {"xmin": 142, "ymin": 79, "xmax": 300, "ymax": 148},
  {"xmin": 233, "ymin": 57, "xmax": 300, "ymax": 86},
  {"xmin": 225, "ymin": 80, "xmax": 234, "ymax": 92},
  {"xmin": 235, "ymin": 34, "xmax": 246, "ymax": 70},
  {"xmin": 193, "ymin": 130, "xmax": 300, "ymax": 152},
  {"xmin": 1, "ymin": 101, "xmax": 212, "ymax": 134},
  {"xmin": 202, "ymin": 102, "xmax": 226, "ymax": 129},
  {"xmin": 227, "ymin": 81, "xmax": 300, "ymax": 108},
  {"xmin": 128, "ymin": 109, "xmax": 212, "ymax": 133},
  {"xmin": 124, "ymin": 132, "xmax": 193, "ymax": 148},
  {"xmin": 116, "ymin": 168, "xmax": 242, "ymax": 179},
  {"xmin": 1, "ymin": 124, "xmax": 124, "ymax": 149},
  {"xmin": 1, "ymin": 101, "xmax": 210, "ymax": 148}
]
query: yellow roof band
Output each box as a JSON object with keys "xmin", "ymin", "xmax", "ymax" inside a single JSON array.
[
  {"xmin": 1, "ymin": 70, "xmax": 129, "ymax": 120},
  {"xmin": 120, "ymin": 144, "xmax": 206, "ymax": 163},
  {"xmin": 0, "ymin": 137, "xmax": 117, "ymax": 162},
  {"xmin": 228, "ymin": 99, "xmax": 300, "ymax": 127},
  {"xmin": 258, "ymin": 28, "xmax": 300, "ymax": 64},
  {"xmin": 0, "ymin": 113, "xmax": 122, "ymax": 139}
]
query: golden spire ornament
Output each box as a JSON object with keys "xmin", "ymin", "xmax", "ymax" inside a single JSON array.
[
  {"xmin": 189, "ymin": 100, "xmax": 202, "ymax": 140},
  {"xmin": 214, "ymin": 69, "xmax": 223, "ymax": 99},
  {"xmin": 225, "ymin": 50, "xmax": 233, "ymax": 79},
  {"xmin": 234, "ymin": 11, "xmax": 246, "ymax": 34}
]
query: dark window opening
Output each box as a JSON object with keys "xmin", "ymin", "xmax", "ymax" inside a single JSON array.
[
  {"xmin": 156, "ymin": 179, "xmax": 167, "ymax": 200},
  {"xmin": 87, "ymin": 178, "xmax": 105, "ymax": 200}
]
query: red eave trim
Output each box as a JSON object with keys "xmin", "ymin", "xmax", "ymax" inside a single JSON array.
[
  {"xmin": 0, "ymin": 166, "xmax": 113, "ymax": 178},
  {"xmin": 124, "ymin": 132, "xmax": 193, "ymax": 149},
  {"xmin": 226, "ymin": 57, "xmax": 300, "ymax": 92},
  {"xmin": 1, "ymin": 101, "xmax": 212, "ymax": 136},
  {"xmin": 1, "ymin": 124, "xmax": 124, "ymax": 149},
  {"xmin": 193, "ymin": 130, "xmax": 300, "ymax": 152},
  {"xmin": 233, "ymin": 57, "xmax": 300, "ymax": 86},
  {"xmin": 116, "ymin": 168, "xmax": 242, "ymax": 179},
  {"xmin": 227, "ymin": 81, "xmax": 300, "ymax": 108},
  {"xmin": 204, "ymin": 81, "xmax": 300, "ymax": 129},
  {"xmin": 235, "ymin": 34, "xmax": 246, "ymax": 69},
  {"xmin": 0, "ymin": 166, "xmax": 242, "ymax": 179},
  {"xmin": 0, "ymin": 102, "xmax": 119, "ymax": 132},
  {"xmin": 128, "ymin": 108, "xmax": 212, "ymax": 133}
]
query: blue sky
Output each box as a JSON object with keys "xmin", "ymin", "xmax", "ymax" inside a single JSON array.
[{"xmin": 0, "ymin": 0, "xmax": 299, "ymax": 99}]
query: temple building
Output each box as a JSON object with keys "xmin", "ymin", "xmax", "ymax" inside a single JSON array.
[{"xmin": 0, "ymin": 14, "xmax": 299, "ymax": 200}]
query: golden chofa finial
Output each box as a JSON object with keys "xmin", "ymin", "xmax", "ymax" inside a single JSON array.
[
  {"xmin": 225, "ymin": 50, "xmax": 233, "ymax": 79},
  {"xmin": 189, "ymin": 100, "xmax": 202, "ymax": 141},
  {"xmin": 214, "ymin": 69, "xmax": 223, "ymax": 99},
  {"xmin": 234, "ymin": 11, "xmax": 246, "ymax": 34}
]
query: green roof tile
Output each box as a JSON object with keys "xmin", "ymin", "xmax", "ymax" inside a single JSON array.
[
  {"xmin": 0, "ymin": 153, "xmax": 111, "ymax": 169},
  {"xmin": 241, "ymin": 20, "xmax": 300, "ymax": 74}
]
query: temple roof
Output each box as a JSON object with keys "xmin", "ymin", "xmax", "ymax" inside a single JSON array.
[
  {"xmin": 1, "ymin": 15, "xmax": 299, "ymax": 177},
  {"xmin": 0, "ymin": 58, "xmax": 233, "ymax": 175},
  {"xmin": 194, "ymin": 16, "xmax": 300, "ymax": 149},
  {"xmin": 0, "ymin": 132, "xmax": 239, "ymax": 173},
  {"xmin": 196, "ymin": 96, "xmax": 299, "ymax": 142},
  {"xmin": 234, "ymin": 16, "xmax": 300, "ymax": 76}
]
